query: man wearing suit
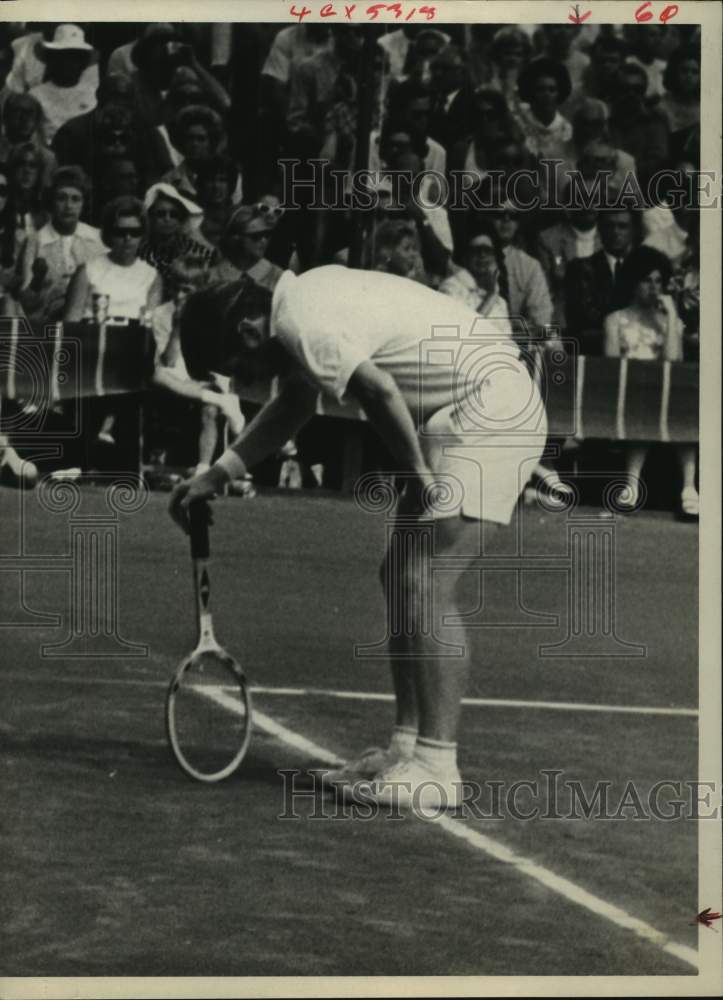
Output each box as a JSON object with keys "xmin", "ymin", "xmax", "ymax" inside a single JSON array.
[
  {"xmin": 564, "ymin": 207, "xmax": 636, "ymax": 356},
  {"xmin": 536, "ymin": 206, "xmax": 601, "ymax": 327}
]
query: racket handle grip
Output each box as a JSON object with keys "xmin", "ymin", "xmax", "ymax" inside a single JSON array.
[{"xmin": 189, "ymin": 500, "xmax": 210, "ymax": 560}]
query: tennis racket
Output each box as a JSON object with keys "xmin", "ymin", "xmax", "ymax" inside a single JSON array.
[{"xmin": 166, "ymin": 500, "xmax": 252, "ymax": 782}]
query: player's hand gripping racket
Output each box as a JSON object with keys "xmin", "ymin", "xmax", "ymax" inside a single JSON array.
[{"xmin": 166, "ymin": 500, "xmax": 252, "ymax": 781}]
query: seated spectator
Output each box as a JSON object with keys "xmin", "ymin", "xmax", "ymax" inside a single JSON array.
[
  {"xmin": 659, "ymin": 45, "xmax": 700, "ymax": 155},
  {"xmin": 565, "ymin": 204, "xmax": 637, "ymax": 355},
  {"xmin": 64, "ymin": 196, "xmax": 162, "ymax": 452},
  {"xmin": 29, "ymin": 25, "xmax": 97, "ymax": 146},
  {"xmin": 0, "ymin": 93, "xmax": 57, "ymax": 187},
  {"xmin": 568, "ymin": 34, "xmax": 627, "ymax": 116},
  {"xmin": 52, "ymin": 72, "xmax": 134, "ymax": 174},
  {"xmin": 150, "ymin": 255, "xmax": 248, "ymax": 485},
  {"xmin": 603, "ymin": 245, "xmax": 697, "ymax": 516},
  {"xmin": 536, "ymin": 202, "xmax": 600, "ymax": 326},
  {"xmin": 516, "ymin": 57, "xmax": 574, "ymax": 162},
  {"xmin": 533, "ymin": 23, "xmax": 590, "ymax": 91},
  {"xmin": 607, "ymin": 63, "xmax": 670, "ymax": 189},
  {"xmin": 162, "ymin": 104, "xmax": 231, "ymax": 202},
  {"xmin": 371, "ymin": 81, "xmax": 446, "ymax": 175},
  {"xmin": 210, "ymin": 204, "xmax": 283, "ymax": 290},
  {"xmin": 439, "ymin": 230, "xmax": 512, "ymax": 333},
  {"xmin": 7, "ymin": 143, "xmax": 48, "ymax": 235},
  {"xmin": 446, "ymin": 87, "xmax": 524, "ymax": 178},
  {"xmin": 18, "ymin": 165, "xmax": 103, "ymax": 328},
  {"xmin": 145, "ymin": 68, "xmax": 211, "ymax": 180},
  {"xmin": 63, "ymin": 195, "xmax": 162, "ymax": 322},
  {"xmin": 486, "ymin": 202, "xmax": 553, "ymax": 343},
  {"xmin": 622, "ymin": 25, "xmax": 668, "ymax": 99},
  {"xmin": 139, "ymin": 182, "xmax": 214, "ymax": 284},
  {"xmin": 195, "ymin": 155, "xmax": 241, "ymax": 249},
  {"xmin": 567, "ymin": 101, "xmax": 636, "ymax": 188},
  {"xmin": 365, "ymin": 219, "xmax": 428, "ymax": 285},
  {"xmin": 370, "ymin": 126, "xmax": 453, "ymax": 278},
  {"xmin": 487, "ymin": 27, "xmax": 532, "ymax": 121},
  {"xmin": 0, "ymin": 165, "xmax": 26, "ymax": 301},
  {"xmin": 577, "ymin": 138, "xmax": 636, "ymax": 195}
]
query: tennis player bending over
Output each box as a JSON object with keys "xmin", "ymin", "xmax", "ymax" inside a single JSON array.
[{"xmin": 170, "ymin": 265, "xmax": 547, "ymax": 809}]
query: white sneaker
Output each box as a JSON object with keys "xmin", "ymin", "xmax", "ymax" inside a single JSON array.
[
  {"xmin": 320, "ymin": 747, "xmax": 393, "ymax": 788},
  {"xmin": 349, "ymin": 757, "xmax": 463, "ymax": 812}
]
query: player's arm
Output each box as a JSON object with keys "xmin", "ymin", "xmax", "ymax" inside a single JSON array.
[
  {"xmin": 346, "ymin": 360, "xmax": 436, "ymax": 509},
  {"xmin": 169, "ymin": 373, "xmax": 318, "ymax": 531}
]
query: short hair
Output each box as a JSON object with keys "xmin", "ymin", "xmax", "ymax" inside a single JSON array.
[
  {"xmin": 180, "ymin": 278, "xmax": 273, "ymax": 381},
  {"xmin": 168, "ymin": 104, "xmax": 224, "ymax": 153},
  {"xmin": 662, "ymin": 44, "xmax": 700, "ymax": 94},
  {"xmin": 518, "ymin": 57, "xmax": 572, "ymax": 105},
  {"xmin": 617, "ymin": 245, "xmax": 672, "ymax": 306},
  {"xmin": 100, "ymin": 195, "xmax": 144, "ymax": 247},
  {"xmin": 49, "ymin": 165, "xmax": 91, "ymax": 201}
]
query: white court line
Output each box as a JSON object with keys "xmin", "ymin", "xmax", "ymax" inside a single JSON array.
[
  {"xmin": 1, "ymin": 673, "xmax": 698, "ymax": 718},
  {"xmin": 249, "ymin": 686, "xmax": 698, "ymax": 719},
  {"xmin": 199, "ymin": 685, "xmax": 699, "ymax": 972}
]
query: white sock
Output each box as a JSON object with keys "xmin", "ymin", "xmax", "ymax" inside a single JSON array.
[
  {"xmin": 388, "ymin": 726, "xmax": 417, "ymax": 758},
  {"xmin": 414, "ymin": 736, "xmax": 458, "ymax": 775}
]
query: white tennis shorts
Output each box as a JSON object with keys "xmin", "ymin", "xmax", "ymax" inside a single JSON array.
[{"xmin": 419, "ymin": 359, "xmax": 547, "ymax": 524}]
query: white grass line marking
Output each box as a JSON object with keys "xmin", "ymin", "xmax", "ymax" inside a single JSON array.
[
  {"xmin": 249, "ymin": 686, "xmax": 698, "ymax": 719},
  {"xmin": 201, "ymin": 685, "xmax": 345, "ymax": 766},
  {"xmin": 434, "ymin": 815, "xmax": 698, "ymax": 970},
  {"xmin": 1, "ymin": 673, "xmax": 698, "ymax": 718},
  {"xmin": 198, "ymin": 686, "xmax": 699, "ymax": 972}
]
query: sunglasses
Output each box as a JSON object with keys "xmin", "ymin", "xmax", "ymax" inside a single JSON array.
[
  {"xmin": 254, "ymin": 202, "xmax": 284, "ymax": 219},
  {"xmin": 112, "ymin": 227, "xmax": 143, "ymax": 238}
]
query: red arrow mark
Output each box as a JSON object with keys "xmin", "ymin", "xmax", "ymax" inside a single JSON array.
[
  {"xmin": 568, "ymin": 4, "xmax": 592, "ymax": 22},
  {"xmin": 691, "ymin": 907, "xmax": 722, "ymax": 930}
]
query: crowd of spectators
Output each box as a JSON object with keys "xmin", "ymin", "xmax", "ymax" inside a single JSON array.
[{"xmin": 0, "ymin": 21, "xmax": 701, "ymax": 514}]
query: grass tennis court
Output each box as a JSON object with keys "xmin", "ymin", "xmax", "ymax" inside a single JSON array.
[{"xmin": 1, "ymin": 486, "xmax": 698, "ymax": 976}]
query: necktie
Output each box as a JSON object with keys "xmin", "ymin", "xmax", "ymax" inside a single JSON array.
[{"xmin": 614, "ymin": 257, "xmax": 623, "ymax": 286}]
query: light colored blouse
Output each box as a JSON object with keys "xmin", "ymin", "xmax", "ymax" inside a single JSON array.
[
  {"xmin": 83, "ymin": 253, "xmax": 159, "ymax": 320},
  {"xmin": 604, "ymin": 297, "xmax": 683, "ymax": 361}
]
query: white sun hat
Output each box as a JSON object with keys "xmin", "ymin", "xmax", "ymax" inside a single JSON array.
[
  {"xmin": 41, "ymin": 24, "xmax": 94, "ymax": 52},
  {"xmin": 143, "ymin": 182, "xmax": 203, "ymax": 218}
]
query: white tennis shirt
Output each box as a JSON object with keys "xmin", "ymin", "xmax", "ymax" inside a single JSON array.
[{"xmin": 270, "ymin": 266, "xmax": 519, "ymax": 423}]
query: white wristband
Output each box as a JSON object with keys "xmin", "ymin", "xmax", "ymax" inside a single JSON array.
[{"xmin": 215, "ymin": 449, "xmax": 247, "ymax": 481}]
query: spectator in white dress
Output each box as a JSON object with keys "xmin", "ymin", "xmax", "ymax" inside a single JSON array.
[
  {"xmin": 63, "ymin": 196, "xmax": 162, "ymax": 322},
  {"xmin": 603, "ymin": 245, "xmax": 697, "ymax": 517}
]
